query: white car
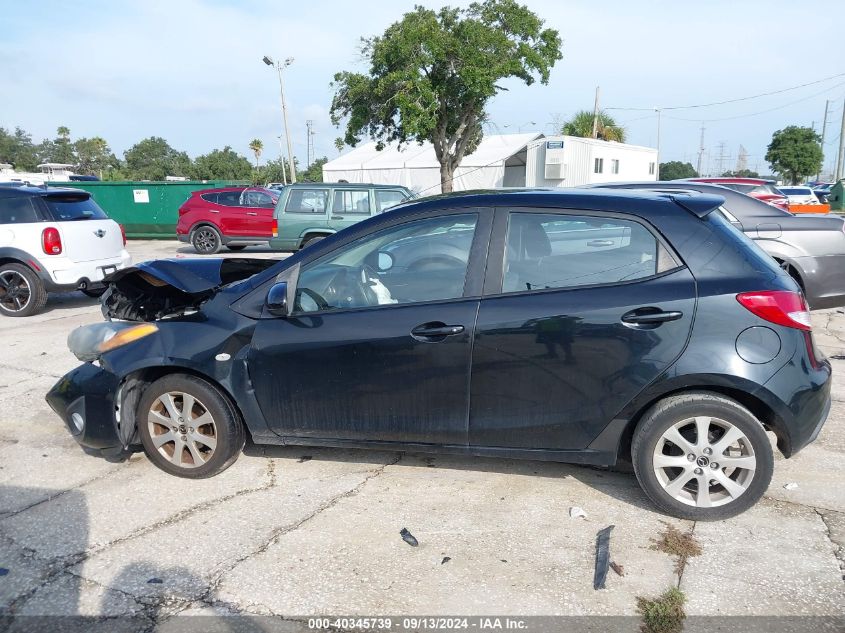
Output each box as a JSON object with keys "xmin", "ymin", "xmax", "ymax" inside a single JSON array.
[
  {"xmin": 777, "ymin": 186, "xmax": 820, "ymax": 205},
  {"xmin": 0, "ymin": 185, "xmax": 131, "ymax": 316}
]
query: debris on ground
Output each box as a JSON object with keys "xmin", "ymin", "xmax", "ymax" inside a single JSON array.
[
  {"xmin": 297, "ymin": 455, "xmax": 312, "ymax": 463},
  {"xmin": 400, "ymin": 528, "xmax": 419, "ymax": 547},
  {"xmin": 783, "ymin": 482, "xmax": 799, "ymax": 490},
  {"xmin": 569, "ymin": 506, "xmax": 587, "ymax": 519},
  {"xmin": 593, "ymin": 525, "xmax": 615, "ymax": 590},
  {"xmin": 0, "ymin": 568, "xmax": 9, "ymax": 577},
  {"xmin": 650, "ymin": 523, "xmax": 702, "ymax": 576},
  {"xmin": 146, "ymin": 578, "xmax": 163, "ymax": 584},
  {"xmin": 610, "ymin": 561, "xmax": 625, "ymax": 577},
  {"xmin": 441, "ymin": 556, "xmax": 451, "ymax": 564},
  {"xmin": 636, "ymin": 586, "xmax": 686, "ymax": 633}
]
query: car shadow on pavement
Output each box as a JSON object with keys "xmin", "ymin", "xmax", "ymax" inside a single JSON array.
[
  {"xmin": 173, "ymin": 245, "xmax": 287, "ymax": 257},
  {"xmin": 245, "ymin": 444, "xmax": 651, "ymax": 513},
  {"xmin": 39, "ymin": 292, "xmax": 102, "ymax": 315}
]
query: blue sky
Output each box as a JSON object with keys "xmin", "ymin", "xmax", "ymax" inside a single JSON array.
[{"xmin": 2, "ymin": 0, "xmax": 844, "ymax": 175}]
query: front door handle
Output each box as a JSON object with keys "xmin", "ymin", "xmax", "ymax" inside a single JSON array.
[
  {"xmin": 331, "ymin": 215, "xmax": 344, "ymax": 220},
  {"xmin": 587, "ymin": 239, "xmax": 615, "ymax": 247},
  {"xmin": 621, "ymin": 308, "xmax": 683, "ymax": 327},
  {"xmin": 411, "ymin": 322, "xmax": 465, "ymax": 341},
  {"xmin": 246, "ymin": 212, "xmax": 258, "ymax": 216}
]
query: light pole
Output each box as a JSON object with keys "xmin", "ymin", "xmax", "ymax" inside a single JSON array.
[
  {"xmin": 655, "ymin": 108, "xmax": 662, "ymax": 179},
  {"xmin": 263, "ymin": 55, "xmax": 296, "ymax": 184}
]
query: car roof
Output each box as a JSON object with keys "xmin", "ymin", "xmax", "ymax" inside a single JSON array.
[
  {"xmin": 287, "ymin": 182, "xmax": 410, "ymax": 190},
  {"xmin": 193, "ymin": 186, "xmax": 247, "ymax": 194},
  {"xmin": 685, "ymin": 177, "xmax": 772, "ymax": 185},
  {"xmin": 392, "ymin": 188, "xmax": 724, "ymax": 219},
  {"xmin": 0, "ymin": 185, "xmax": 89, "ymax": 199}
]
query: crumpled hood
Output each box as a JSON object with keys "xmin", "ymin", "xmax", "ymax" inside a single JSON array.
[
  {"xmin": 102, "ymin": 258, "xmax": 277, "ymax": 321},
  {"xmin": 107, "ymin": 258, "xmax": 277, "ymax": 293}
]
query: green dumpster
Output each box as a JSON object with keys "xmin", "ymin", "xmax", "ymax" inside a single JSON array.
[
  {"xmin": 829, "ymin": 180, "xmax": 845, "ymax": 213},
  {"xmin": 46, "ymin": 180, "xmax": 248, "ymax": 238}
]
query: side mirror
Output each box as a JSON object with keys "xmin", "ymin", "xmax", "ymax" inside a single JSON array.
[{"xmin": 266, "ymin": 282, "xmax": 289, "ymax": 317}]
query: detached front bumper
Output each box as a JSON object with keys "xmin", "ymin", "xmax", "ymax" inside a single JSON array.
[{"xmin": 46, "ymin": 363, "xmax": 134, "ymax": 462}]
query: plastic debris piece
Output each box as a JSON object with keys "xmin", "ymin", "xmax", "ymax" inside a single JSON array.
[
  {"xmin": 146, "ymin": 578, "xmax": 163, "ymax": 584},
  {"xmin": 441, "ymin": 556, "xmax": 451, "ymax": 565},
  {"xmin": 0, "ymin": 568, "xmax": 9, "ymax": 577},
  {"xmin": 569, "ymin": 506, "xmax": 587, "ymax": 519},
  {"xmin": 610, "ymin": 561, "xmax": 625, "ymax": 577},
  {"xmin": 783, "ymin": 482, "xmax": 798, "ymax": 490},
  {"xmin": 297, "ymin": 455, "xmax": 312, "ymax": 463},
  {"xmin": 593, "ymin": 525, "xmax": 615, "ymax": 590},
  {"xmin": 400, "ymin": 528, "xmax": 419, "ymax": 547}
]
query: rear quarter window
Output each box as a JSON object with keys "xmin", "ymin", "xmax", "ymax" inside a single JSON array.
[
  {"xmin": 43, "ymin": 195, "xmax": 108, "ymax": 221},
  {"xmin": 0, "ymin": 197, "xmax": 41, "ymax": 224}
]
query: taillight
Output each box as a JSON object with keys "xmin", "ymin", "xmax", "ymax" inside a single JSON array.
[
  {"xmin": 119, "ymin": 224, "xmax": 127, "ymax": 245},
  {"xmin": 736, "ymin": 291, "xmax": 811, "ymax": 331},
  {"xmin": 42, "ymin": 227, "xmax": 62, "ymax": 255}
]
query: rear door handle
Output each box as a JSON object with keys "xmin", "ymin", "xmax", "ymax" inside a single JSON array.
[
  {"xmin": 411, "ymin": 322, "xmax": 465, "ymax": 341},
  {"xmin": 621, "ymin": 309, "xmax": 683, "ymax": 326},
  {"xmin": 246, "ymin": 212, "xmax": 258, "ymax": 216},
  {"xmin": 331, "ymin": 215, "xmax": 344, "ymax": 220}
]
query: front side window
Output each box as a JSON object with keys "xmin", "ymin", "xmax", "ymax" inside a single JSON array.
[
  {"xmin": 0, "ymin": 197, "xmax": 40, "ymax": 224},
  {"xmin": 294, "ymin": 214, "xmax": 477, "ymax": 313},
  {"xmin": 594, "ymin": 158, "xmax": 604, "ymax": 174},
  {"xmin": 375, "ymin": 190, "xmax": 409, "ymax": 212},
  {"xmin": 286, "ymin": 189, "xmax": 328, "ymax": 214},
  {"xmin": 502, "ymin": 212, "xmax": 670, "ymax": 293},
  {"xmin": 244, "ymin": 191, "xmax": 274, "ymax": 208},
  {"xmin": 333, "ymin": 190, "xmax": 371, "ymax": 215}
]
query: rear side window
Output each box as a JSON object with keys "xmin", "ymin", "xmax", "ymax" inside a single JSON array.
[
  {"xmin": 286, "ymin": 189, "xmax": 328, "ymax": 214},
  {"xmin": 43, "ymin": 195, "xmax": 108, "ymax": 221},
  {"xmin": 333, "ymin": 190, "xmax": 370, "ymax": 215},
  {"xmin": 0, "ymin": 197, "xmax": 41, "ymax": 224},
  {"xmin": 502, "ymin": 212, "xmax": 674, "ymax": 293},
  {"xmin": 217, "ymin": 191, "xmax": 243, "ymax": 206},
  {"xmin": 375, "ymin": 190, "xmax": 409, "ymax": 212}
]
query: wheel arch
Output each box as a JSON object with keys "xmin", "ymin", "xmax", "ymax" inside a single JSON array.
[
  {"xmin": 610, "ymin": 379, "xmax": 792, "ymax": 463},
  {"xmin": 189, "ymin": 220, "xmax": 222, "ymax": 236}
]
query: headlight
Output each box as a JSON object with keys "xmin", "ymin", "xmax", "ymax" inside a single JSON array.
[{"xmin": 68, "ymin": 322, "xmax": 158, "ymax": 361}]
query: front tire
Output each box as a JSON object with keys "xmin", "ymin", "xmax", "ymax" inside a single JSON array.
[
  {"xmin": 137, "ymin": 374, "xmax": 245, "ymax": 478},
  {"xmin": 631, "ymin": 392, "xmax": 773, "ymax": 521},
  {"xmin": 0, "ymin": 263, "xmax": 47, "ymax": 317},
  {"xmin": 191, "ymin": 225, "xmax": 222, "ymax": 254}
]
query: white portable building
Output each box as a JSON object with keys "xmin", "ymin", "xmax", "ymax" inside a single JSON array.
[
  {"xmin": 322, "ymin": 133, "xmax": 543, "ymax": 195},
  {"xmin": 526, "ymin": 136, "xmax": 658, "ymax": 187}
]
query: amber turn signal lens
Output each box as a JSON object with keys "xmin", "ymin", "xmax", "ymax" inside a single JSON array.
[{"xmin": 97, "ymin": 323, "xmax": 159, "ymax": 353}]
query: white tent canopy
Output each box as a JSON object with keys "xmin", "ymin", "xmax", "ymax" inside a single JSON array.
[{"xmin": 322, "ymin": 133, "xmax": 543, "ymax": 194}]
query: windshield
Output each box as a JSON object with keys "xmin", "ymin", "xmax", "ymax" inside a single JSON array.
[{"xmin": 43, "ymin": 195, "xmax": 108, "ymax": 221}]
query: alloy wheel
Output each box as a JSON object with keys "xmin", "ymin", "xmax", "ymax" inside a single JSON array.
[
  {"xmin": 147, "ymin": 391, "xmax": 218, "ymax": 469},
  {"xmin": 194, "ymin": 229, "xmax": 218, "ymax": 252},
  {"xmin": 652, "ymin": 416, "xmax": 756, "ymax": 508},
  {"xmin": 0, "ymin": 270, "xmax": 32, "ymax": 313}
]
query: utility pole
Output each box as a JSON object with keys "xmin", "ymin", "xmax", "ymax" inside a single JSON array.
[
  {"xmin": 591, "ymin": 86, "xmax": 600, "ymax": 139},
  {"xmin": 306, "ymin": 120, "xmax": 315, "ymax": 168},
  {"xmin": 818, "ymin": 100, "xmax": 830, "ymax": 181},
  {"xmin": 837, "ymin": 97, "xmax": 845, "ymax": 180},
  {"xmin": 277, "ymin": 135, "xmax": 287, "ymax": 186},
  {"xmin": 263, "ymin": 55, "xmax": 296, "ymax": 184},
  {"xmin": 655, "ymin": 108, "xmax": 662, "ymax": 179},
  {"xmin": 696, "ymin": 125, "xmax": 706, "ymax": 176},
  {"xmin": 715, "ymin": 141, "xmax": 730, "ymax": 176}
]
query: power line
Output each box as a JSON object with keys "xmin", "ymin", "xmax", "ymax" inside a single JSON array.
[{"xmin": 606, "ymin": 71, "xmax": 845, "ymax": 112}]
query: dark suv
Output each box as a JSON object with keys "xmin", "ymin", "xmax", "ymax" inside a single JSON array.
[{"xmin": 48, "ymin": 189, "xmax": 830, "ymax": 520}]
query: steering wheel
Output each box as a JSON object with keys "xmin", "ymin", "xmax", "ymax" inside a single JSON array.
[{"xmin": 295, "ymin": 287, "xmax": 331, "ymax": 312}]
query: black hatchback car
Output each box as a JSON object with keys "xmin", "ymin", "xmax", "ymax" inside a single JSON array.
[{"xmin": 47, "ymin": 189, "xmax": 831, "ymax": 520}]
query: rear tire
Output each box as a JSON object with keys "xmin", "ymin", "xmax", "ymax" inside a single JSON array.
[
  {"xmin": 226, "ymin": 245, "xmax": 247, "ymax": 252},
  {"xmin": 191, "ymin": 225, "xmax": 222, "ymax": 254},
  {"xmin": 300, "ymin": 234, "xmax": 326, "ymax": 249},
  {"xmin": 0, "ymin": 263, "xmax": 47, "ymax": 317},
  {"xmin": 137, "ymin": 374, "xmax": 245, "ymax": 478},
  {"xmin": 631, "ymin": 391, "xmax": 773, "ymax": 521}
]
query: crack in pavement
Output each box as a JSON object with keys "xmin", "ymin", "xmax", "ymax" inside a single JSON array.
[
  {"xmin": 0, "ymin": 362, "xmax": 62, "ymax": 380},
  {"xmin": 814, "ymin": 509, "xmax": 845, "ymax": 582}
]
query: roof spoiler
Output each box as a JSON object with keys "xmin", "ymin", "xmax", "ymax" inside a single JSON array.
[{"xmin": 664, "ymin": 193, "xmax": 725, "ymax": 218}]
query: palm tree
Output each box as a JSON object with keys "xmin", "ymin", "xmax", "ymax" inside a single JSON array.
[
  {"xmin": 249, "ymin": 139, "xmax": 263, "ymax": 168},
  {"xmin": 561, "ymin": 111, "xmax": 626, "ymax": 143}
]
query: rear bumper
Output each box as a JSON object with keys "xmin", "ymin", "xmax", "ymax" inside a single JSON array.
[
  {"xmin": 46, "ymin": 363, "xmax": 133, "ymax": 461},
  {"xmin": 795, "ymin": 253, "xmax": 845, "ymax": 309},
  {"xmin": 761, "ymin": 345, "xmax": 832, "ymax": 456},
  {"xmin": 39, "ymin": 251, "xmax": 132, "ymax": 291}
]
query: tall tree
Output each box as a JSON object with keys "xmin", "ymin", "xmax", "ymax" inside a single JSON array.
[
  {"xmin": 248, "ymin": 139, "xmax": 264, "ymax": 168},
  {"xmin": 330, "ymin": 0, "xmax": 561, "ymax": 193},
  {"xmin": 561, "ymin": 110, "xmax": 626, "ymax": 143},
  {"xmin": 0, "ymin": 127, "xmax": 39, "ymax": 171},
  {"xmin": 300, "ymin": 157, "xmax": 327, "ymax": 182},
  {"xmin": 191, "ymin": 146, "xmax": 252, "ymax": 180},
  {"xmin": 124, "ymin": 137, "xmax": 192, "ymax": 180},
  {"xmin": 722, "ymin": 168, "xmax": 760, "ymax": 178},
  {"xmin": 51, "ymin": 126, "xmax": 76, "ymax": 164},
  {"xmin": 74, "ymin": 137, "xmax": 118, "ymax": 176},
  {"xmin": 765, "ymin": 126, "xmax": 822, "ymax": 185},
  {"xmin": 659, "ymin": 161, "xmax": 698, "ymax": 181}
]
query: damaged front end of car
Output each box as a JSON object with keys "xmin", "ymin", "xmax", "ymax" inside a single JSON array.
[{"xmin": 46, "ymin": 257, "xmax": 279, "ymax": 461}]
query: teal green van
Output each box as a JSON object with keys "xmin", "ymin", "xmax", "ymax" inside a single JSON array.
[{"xmin": 269, "ymin": 183, "xmax": 412, "ymax": 251}]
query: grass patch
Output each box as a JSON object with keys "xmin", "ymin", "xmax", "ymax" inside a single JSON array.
[
  {"xmin": 650, "ymin": 522, "xmax": 701, "ymax": 576},
  {"xmin": 636, "ymin": 586, "xmax": 686, "ymax": 633}
]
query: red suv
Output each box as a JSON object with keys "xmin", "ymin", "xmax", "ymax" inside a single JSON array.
[
  {"xmin": 176, "ymin": 186, "xmax": 279, "ymax": 253},
  {"xmin": 685, "ymin": 178, "xmax": 789, "ymax": 211}
]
